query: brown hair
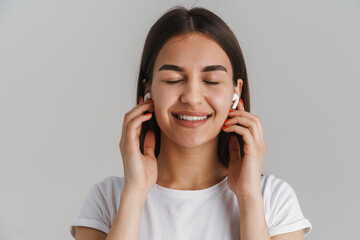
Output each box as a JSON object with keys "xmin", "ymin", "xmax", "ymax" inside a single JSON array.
[{"xmin": 136, "ymin": 6, "xmax": 262, "ymax": 176}]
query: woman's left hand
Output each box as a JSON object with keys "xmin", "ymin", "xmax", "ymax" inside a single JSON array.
[{"xmin": 222, "ymin": 100, "xmax": 266, "ymax": 198}]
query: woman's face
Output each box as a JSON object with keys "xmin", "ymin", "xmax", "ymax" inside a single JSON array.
[{"xmin": 150, "ymin": 33, "xmax": 241, "ymax": 148}]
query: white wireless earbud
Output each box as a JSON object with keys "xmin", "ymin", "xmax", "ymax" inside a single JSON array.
[
  {"xmin": 144, "ymin": 92, "xmax": 151, "ymax": 102},
  {"xmin": 232, "ymin": 93, "xmax": 239, "ymax": 110}
]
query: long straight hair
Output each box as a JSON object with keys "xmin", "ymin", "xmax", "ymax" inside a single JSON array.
[{"xmin": 136, "ymin": 6, "xmax": 262, "ymax": 176}]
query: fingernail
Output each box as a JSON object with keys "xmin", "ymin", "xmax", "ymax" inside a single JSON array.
[
  {"xmin": 145, "ymin": 113, "xmax": 152, "ymax": 116},
  {"xmin": 240, "ymin": 99, "xmax": 244, "ymax": 107},
  {"xmin": 221, "ymin": 126, "xmax": 229, "ymax": 129},
  {"xmin": 224, "ymin": 119, "xmax": 230, "ymax": 124},
  {"xmin": 139, "ymin": 96, "xmax": 143, "ymax": 103},
  {"xmin": 229, "ymin": 109, "xmax": 234, "ymax": 113}
]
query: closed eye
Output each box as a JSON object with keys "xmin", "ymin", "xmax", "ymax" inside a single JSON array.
[
  {"xmin": 165, "ymin": 80, "xmax": 183, "ymax": 84},
  {"xmin": 204, "ymin": 81, "xmax": 219, "ymax": 85},
  {"xmin": 163, "ymin": 80, "xmax": 219, "ymax": 85}
]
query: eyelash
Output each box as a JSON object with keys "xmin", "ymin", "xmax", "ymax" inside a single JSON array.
[{"xmin": 165, "ymin": 80, "xmax": 219, "ymax": 85}]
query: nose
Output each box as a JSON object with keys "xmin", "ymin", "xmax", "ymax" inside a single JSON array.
[{"xmin": 180, "ymin": 78, "xmax": 204, "ymax": 106}]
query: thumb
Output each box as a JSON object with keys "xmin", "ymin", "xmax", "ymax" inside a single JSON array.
[
  {"xmin": 144, "ymin": 130, "xmax": 156, "ymax": 159},
  {"xmin": 228, "ymin": 135, "xmax": 241, "ymax": 163}
]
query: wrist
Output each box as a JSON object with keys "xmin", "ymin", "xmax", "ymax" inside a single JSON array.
[
  {"xmin": 122, "ymin": 184, "xmax": 150, "ymax": 196},
  {"xmin": 236, "ymin": 191, "xmax": 263, "ymax": 204},
  {"xmin": 236, "ymin": 193, "xmax": 265, "ymax": 217},
  {"xmin": 120, "ymin": 189, "xmax": 148, "ymax": 205}
]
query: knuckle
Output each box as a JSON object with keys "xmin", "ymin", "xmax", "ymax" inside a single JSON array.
[
  {"xmin": 250, "ymin": 120, "xmax": 257, "ymax": 128},
  {"xmin": 127, "ymin": 119, "xmax": 136, "ymax": 129}
]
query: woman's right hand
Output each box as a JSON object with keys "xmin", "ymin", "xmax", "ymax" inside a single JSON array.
[{"xmin": 119, "ymin": 96, "xmax": 157, "ymax": 195}]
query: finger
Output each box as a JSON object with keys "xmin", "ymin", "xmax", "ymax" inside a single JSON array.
[
  {"xmin": 224, "ymin": 116, "xmax": 261, "ymax": 141},
  {"xmin": 227, "ymin": 111, "xmax": 264, "ymax": 138},
  {"xmin": 126, "ymin": 112, "xmax": 153, "ymax": 141},
  {"xmin": 123, "ymin": 113, "xmax": 153, "ymax": 153},
  {"xmin": 228, "ymin": 134, "xmax": 241, "ymax": 163},
  {"xmin": 144, "ymin": 130, "xmax": 155, "ymax": 159},
  {"xmin": 230, "ymin": 98, "xmax": 255, "ymax": 125},
  {"xmin": 222, "ymin": 124, "xmax": 255, "ymax": 146},
  {"xmin": 122, "ymin": 102, "xmax": 154, "ymax": 134},
  {"xmin": 140, "ymin": 96, "xmax": 154, "ymax": 112},
  {"xmin": 238, "ymin": 98, "xmax": 245, "ymax": 111}
]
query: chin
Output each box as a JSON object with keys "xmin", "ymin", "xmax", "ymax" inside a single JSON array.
[{"xmin": 173, "ymin": 132, "xmax": 214, "ymax": 149}]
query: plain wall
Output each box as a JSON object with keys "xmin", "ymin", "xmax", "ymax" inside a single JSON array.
[{"xmin": 1, "ymin": 0, "xmax": 359, "ymax": 239}]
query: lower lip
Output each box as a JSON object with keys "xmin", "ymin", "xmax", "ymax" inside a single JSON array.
[{"xmin": 172, "ymin": 115, "xmax": 210, "ymax": 128}]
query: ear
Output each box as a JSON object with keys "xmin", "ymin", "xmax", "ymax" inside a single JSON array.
[
  {"xmin": 234, "ymin": 78, "xmax": 243, "ymax": 97},
  {"xmin": 142, "ymin": 78, "xmax": 151, "ymax": 95}
]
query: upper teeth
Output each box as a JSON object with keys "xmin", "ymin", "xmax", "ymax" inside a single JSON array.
[{"xmin": 176, "ymin": 114, "xmax": 209, "ymax": 121}]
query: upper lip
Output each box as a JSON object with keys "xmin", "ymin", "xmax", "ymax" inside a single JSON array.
[{"xmin": 172, "ymin": 111, "xmax": 212, "ymax": 117}]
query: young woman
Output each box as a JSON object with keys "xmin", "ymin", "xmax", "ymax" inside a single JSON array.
[{"xmin": 70, "ymin": 6, "xmax": 312, "ymax": 240}]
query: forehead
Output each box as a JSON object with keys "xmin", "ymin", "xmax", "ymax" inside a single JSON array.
[{"xmin": 154, "ymin": 33, "xmax": 232, "ymax": 73}]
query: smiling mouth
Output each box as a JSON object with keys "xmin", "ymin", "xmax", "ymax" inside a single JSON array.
[{"xmin": 172, "ymin": 113, "xmax": 212, "ymax": 121}]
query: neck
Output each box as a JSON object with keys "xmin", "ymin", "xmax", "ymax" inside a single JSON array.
[{"xmin": 156, "ymin": 132, "xmax": 228, "ymax": 190}]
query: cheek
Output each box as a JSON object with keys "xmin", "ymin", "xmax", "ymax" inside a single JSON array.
[
  {"xmin": 152, "ymin": 90, "xmax": 175, "ymax": 119},
  {"xmin": 209, "ymin": 92, "xmax": 231, "ymax": 116}
]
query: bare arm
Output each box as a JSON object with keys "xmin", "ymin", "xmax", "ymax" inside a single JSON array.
[
  {"xmin": 106, "ymin": 190, "xmax": 148, "ymax": 240},
  {"xmin": 75, "ymin": 226, "xmax": 107, "ymax": 240},
  {"xmin": 237, "ymin": 193, "xmax": 304, "ymax": 240},
  {"xmin": 271, "ymin": 230, "xmax": 304, "ymax": 240},
  {"xmin": 74, "ymin": 190, "xmax": 147, "ymax": 240},
  {"xmin": 237, "ymin": 193, "xmax": 271, "ymax": 240}
]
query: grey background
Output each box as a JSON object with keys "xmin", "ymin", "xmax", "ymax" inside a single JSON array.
[{"xmin": 1, "ymin": 0, "xmax": 359, "ymax": 239}]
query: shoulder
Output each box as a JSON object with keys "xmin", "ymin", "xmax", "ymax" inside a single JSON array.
[
  {"xmin": 261, "ymin": 173, "xmax": 301, "ymax": 215},
  {"xmin": 70, "ymin": 176, "xmax": 125, "ymax": 238},
  {"xmin": 261, "ymin": 173, "xmax": 295, "ymax": 197},
  {"xmin": 261, "ymin": 173, "xmax": 287, "ymax": 187},
  {"xmin": 260, "ymin": 174, "xmax": 313, "ymax": 237},
  {"xmin": 94, "ymin": 175, "xmax": 125, "ymax": 196}
]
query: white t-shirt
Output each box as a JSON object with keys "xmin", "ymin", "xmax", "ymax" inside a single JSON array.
[{"xmin": 70, "ymin": 174, "xmax": 312, "ymax": 239}]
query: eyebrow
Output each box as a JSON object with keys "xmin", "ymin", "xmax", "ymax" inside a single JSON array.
[{"xmin": 158, "ymin": 64, "xmax": 227, "ymax": 73}]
